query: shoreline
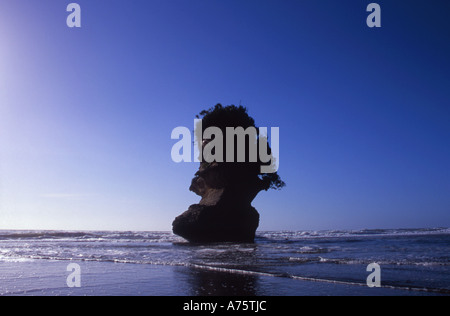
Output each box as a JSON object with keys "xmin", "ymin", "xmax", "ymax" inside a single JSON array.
[{"xmin": 1, "ymin": 259, "xmax": 445, "ymax": 296}]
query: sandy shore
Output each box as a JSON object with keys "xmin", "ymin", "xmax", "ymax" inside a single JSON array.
[{"xmin": 1, "ymin": 259, "xmax": 442, "ymax": 296}]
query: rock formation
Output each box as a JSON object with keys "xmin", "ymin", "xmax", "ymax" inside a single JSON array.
[{"xmin": 172, "ymin": 104, "xmax": 285, "ymax": 243}]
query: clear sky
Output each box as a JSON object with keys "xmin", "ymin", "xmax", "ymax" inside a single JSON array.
[{"xmin": 0, "ymin": 0, "xmax": 449, "ymax": 231}]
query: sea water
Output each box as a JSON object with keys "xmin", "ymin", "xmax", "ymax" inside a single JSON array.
[{"xmin": 0, "ymin": 228, "xmax": 449, "ymax": 295}]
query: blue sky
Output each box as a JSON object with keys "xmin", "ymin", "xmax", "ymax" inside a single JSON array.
[{"xmin": 0, "ymin": 0, "xmax": 449, "ymax": 231}]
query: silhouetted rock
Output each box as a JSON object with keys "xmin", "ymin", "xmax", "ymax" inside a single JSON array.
[
  {"xmin": 173, "ymin": 163, "xmax": 262, "ymax": 242},
  {"xmin": 172, "ymin": 104, "xmax": 284, "ymax": 243}
]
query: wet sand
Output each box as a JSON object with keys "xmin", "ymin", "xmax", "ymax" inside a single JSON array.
[{"xmin": 0, "ymin": 259, "xmax": 438, "ymax": 296}]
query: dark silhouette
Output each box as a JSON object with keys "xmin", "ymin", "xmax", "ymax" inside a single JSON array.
[{"xmin": 172, "ymin": 104, "xmax": 285, "ymax": 242}]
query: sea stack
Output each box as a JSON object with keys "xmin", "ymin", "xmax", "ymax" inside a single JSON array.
[{"xmin": 172, "ymin": 104, "xmax": 285, "ymax": 243}]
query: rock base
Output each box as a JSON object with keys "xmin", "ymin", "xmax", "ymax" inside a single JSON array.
[{"xmin": 172, "ymin": 204, "xmax": 260, "ymax": 243}]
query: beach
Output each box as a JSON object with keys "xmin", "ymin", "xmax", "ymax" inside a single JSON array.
[
  {"xmin": 1, "ymin": 229, "xmax": 449, "ymax": 296},
  {"xmin": 1, "ymin": 259, "xmax": 439, "ymax": 296}
]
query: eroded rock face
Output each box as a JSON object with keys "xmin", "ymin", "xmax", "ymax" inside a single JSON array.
[
  {"xmin": 172, "ymin": 163, "xmax": 262, "ymax": 243},
  {"xmin": 172, "ymin": 104, "xmax": 284, "ymax": 243}
]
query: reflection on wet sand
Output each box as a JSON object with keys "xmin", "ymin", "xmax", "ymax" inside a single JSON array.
[{"xmin": 181, "ymin": 267, "xmax": 259, "ymax": 296}]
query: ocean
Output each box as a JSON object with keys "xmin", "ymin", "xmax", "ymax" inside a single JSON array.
[{"xmin": 0, "ymin": 228, "xmax": 449, "ymax": 296}]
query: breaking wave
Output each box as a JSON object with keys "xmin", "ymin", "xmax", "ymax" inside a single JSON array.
[{"xmin": 1, "ymin": 228, "xmax": 449, "ymax": 295}]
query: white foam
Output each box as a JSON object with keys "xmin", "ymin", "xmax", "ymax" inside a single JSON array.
[{"xmin": 0, "ymin": 257, "xmax": 35, "ymax": 263}]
